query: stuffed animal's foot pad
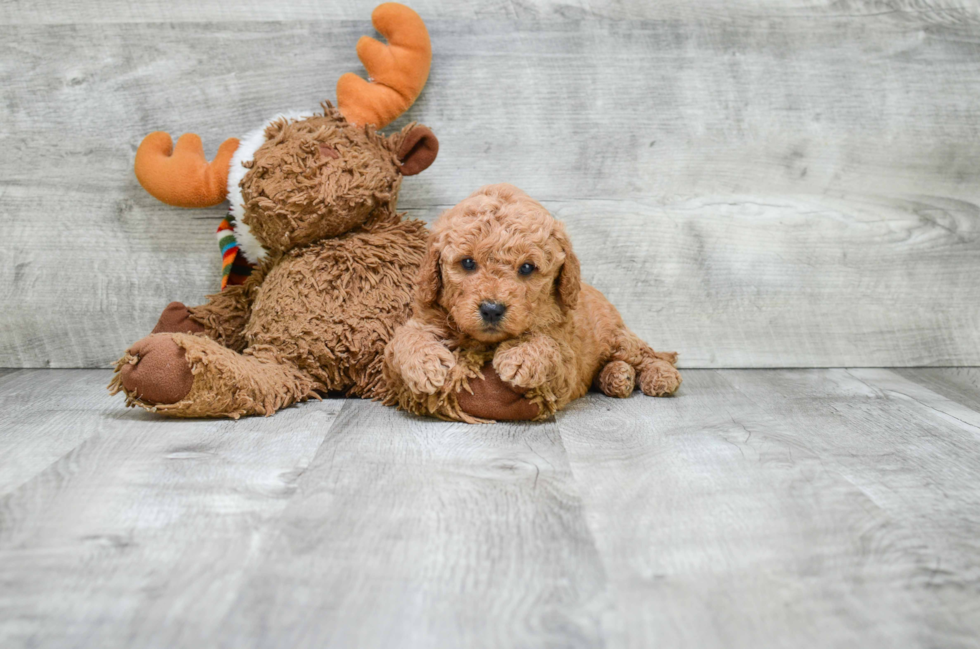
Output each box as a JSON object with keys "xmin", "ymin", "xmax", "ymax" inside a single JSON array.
[
  {"xmin": 597, "ymin": 360, "xmax": 636, "ymax": 398},
  {"xmin": 119, "ymin": 334, "xmax": 194, "ymax": 405},
  {"xmin": 638, "ymin": 360, "xmax": 682, "ymax": 397},
  {"xmin": 151, "ymin": 302, "xmax": 206, "ymax": 335},
  {"xmin": 400, "ymin": 345, "xmax": 456, "ymax": 395},
  {"xmin": 457, "ymin": 364, "xmax": 540, "ymax": 421}
]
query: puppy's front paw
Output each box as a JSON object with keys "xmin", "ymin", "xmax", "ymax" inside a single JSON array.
[
  {"xmin": 400, "ymin": 345, "xmax": 456, "ymax": 395},
  {"xmin": 493, "ymin": 344, "xmax": 554, "ymax": 390}
]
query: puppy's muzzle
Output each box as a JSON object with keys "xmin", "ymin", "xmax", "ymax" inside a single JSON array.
[{"xmin": 479, "ymin": 301, "xmax": 507, "ymax": 325}]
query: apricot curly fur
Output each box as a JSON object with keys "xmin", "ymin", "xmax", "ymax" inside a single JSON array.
[{"xmin": 384, "ymin": 183, "xmax": 682, "ymax": 422}]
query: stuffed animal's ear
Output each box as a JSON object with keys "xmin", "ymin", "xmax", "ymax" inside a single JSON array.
[
  {"xmin": 555, "ymin": 227, "xmax": 581, "ymax": 312},
  {"xmin": 415, "ymin": 242, "xmax": 442, "ymax": 307},
  {"xmin": 396, "ymin": 124, "xmax": 438, "ymax": 176}
]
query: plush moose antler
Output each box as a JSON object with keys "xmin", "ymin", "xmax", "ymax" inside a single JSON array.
[
  {"xmin": 134, "ymin": 132, "xmax": 240, "ymax": 208},
  {"xmin": 133, "ymin": 2, "xmax": 431, "ymax": 209},
  {"xmin": 337, "ymin": 2, "xmax": 432, "ymax": 128}
]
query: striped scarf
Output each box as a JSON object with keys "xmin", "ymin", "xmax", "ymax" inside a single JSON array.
[{"xmin": 216, "ymin": 214, "xmax": 256, "ymax": 290}]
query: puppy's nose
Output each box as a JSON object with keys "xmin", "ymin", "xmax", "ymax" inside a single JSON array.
[{"xmin": 479, "ymin": 301, "xmax": 507, "ymax": 324}]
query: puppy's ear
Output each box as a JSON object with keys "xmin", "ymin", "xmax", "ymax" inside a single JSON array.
[
  {"xmin": 415, "ymin": 242, "xmax": 442, "ymax": 307},
  {"xmin": 555, "ymin": 228, "xmax": 581, "ymax": 312}
]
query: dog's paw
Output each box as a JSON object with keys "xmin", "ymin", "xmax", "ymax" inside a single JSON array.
[
  {"xmin": 493, "ymin": 344, "xmax": 554, "ymax": 390},
  {"xmin": 638, "ymin": 360, "xmax": 682, "ymax": 396},
  {"xmin": 597, "ymin": 360, "xmax": 636, "ymax": 398},
  {"xmin": 400, "ymin": 344, "xmax": 456, "ymax": 395}
]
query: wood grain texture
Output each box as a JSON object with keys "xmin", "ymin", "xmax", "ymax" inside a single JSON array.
[
  {"xmin": 220, "ymin": 400, "xmax": 611, "ymax": 649},
  {"xmin": 895, "ymin": 367, "xmax": 980, "ymax": 412},
  {"xmin": 556, "ymin": 369, "xmax": 980, "ymax": 648},
  {"xmin": 0, "ymin": 370, "xmax": 117, "ymax": 495},
  {"xmin": 0, "ymin": 375, "xmax": 344, "ymax": 648},
  {"xmin": 3, "ymin": 368, "xmax": 980, "ymax": 647},
  {"xmin": 720, "ymin": 368, "xmax": 980, "ymax": 646},
  {"xmin": 553, "ymin": 195, "xmax": 980, "ymax": 367},
  {"xmin": 2, "ymin": 2, "xmax": 980, "ymax": 367},
  {"xmin": 3, "ymin": 0, "xmax": 979, "ymax": 24}
]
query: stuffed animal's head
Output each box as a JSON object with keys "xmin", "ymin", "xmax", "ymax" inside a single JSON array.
[
  {"xmin": 229, "ymin": 106, "xmax": 436, "ymax": 257},
  {"xmin": 133, "ymin": 2, "xmax": 437, "ymax": 261},
  {"xmin": 416, "ymin": 184, "xmax": 581, "ymax": 344}
]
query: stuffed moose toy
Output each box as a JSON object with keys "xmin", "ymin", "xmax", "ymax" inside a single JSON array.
[{"xmin": 111, "ymin": 3, "xmax": 534, "ymax": 419}]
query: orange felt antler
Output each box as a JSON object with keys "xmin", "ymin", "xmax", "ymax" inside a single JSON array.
[
  {"xmin": 337, "ymin": 3, "xmax": 432, "ymax": 128},
  {"xmin": 134, "ymin": 132, "xmax": 240, "ymax": 208}
]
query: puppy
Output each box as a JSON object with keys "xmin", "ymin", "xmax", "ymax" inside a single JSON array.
[{"xmin": 384, "ymin": 184, "xmax": 681, "ymax": 422}]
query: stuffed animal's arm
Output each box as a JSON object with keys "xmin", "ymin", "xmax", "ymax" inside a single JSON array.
[
  {"xmin": 384, "ymin": 318, "xmax": 456, "ymax": 395},
  {"xmin": 187, "ymin": 285, "xmax": 254, "ymax": 352}
]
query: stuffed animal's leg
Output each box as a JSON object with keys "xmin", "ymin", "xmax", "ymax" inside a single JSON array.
[
  {"xmin": 186, "ymin": 284, "xmax": 254, "ymax": 351},
  {"xmin": 109, "ymin": 333, "xmax": 316, "ymax": 418},
  {"xmin": 455, "ymin": 363, "xmax": 541, "ymax": 421},
  {"xmin": 151, "ymin": 302, "xmax": 207, "ymax": 336},
  {"xmin": 148, "ymin": 283, "xmax": 253, "ymax": 352}
]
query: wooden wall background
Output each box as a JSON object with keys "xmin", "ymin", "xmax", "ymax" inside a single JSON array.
[{"xmin": 2, "ymin": 0, "xmax": 979, "ymax": 368}]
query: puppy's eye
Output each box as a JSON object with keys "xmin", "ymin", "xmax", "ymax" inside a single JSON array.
[
  {"xmin": 460, "ymin": 257, "xmax": 477, "ymax": 271},
  {"xmin": 518, "ymin": 262, "xmax": 536, "ymax": 276}
]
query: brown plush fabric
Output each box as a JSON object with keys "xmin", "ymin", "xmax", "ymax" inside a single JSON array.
[
  {"xmin": 456, "ymin": 363, "xmax": 540, "ymax": 421},
  {"xmin": 384, "ymin": 341, "xmax": 528, "ymax": 423},
  {"xmin": 116, "ymin": 334, "xmax": 195, "ymax": 405},
  {"xmin": 245, "ymin": 215, "xmax": 427, "ymax": 398},
  {"xmin": 396, "ymin": 125, "xmax": 438, "ymax": 176},
  {"xmin": 239, "ymin": 110, "xmax": 404, "ymax": 251},
  {"xmin": 188, "ymin": 284, "xmax": 255, "ymax": 352},
  {"xmin": 112, "ymin": 107, "xmax": 530, "ymax": 419},
  {"xmin": 151, "ymin": 302, "xmax": 206, "ymax": 335},
  {"xmin": 111, "ymin": 332, "xmax": 317, "ymax": 418},
  {"xmin": 384, "ymin": 184, "xmax": 682, "ymax": 422},
  {"xmin": 112, "ymin": 108, "xmax": 417, "ymax": 417}
]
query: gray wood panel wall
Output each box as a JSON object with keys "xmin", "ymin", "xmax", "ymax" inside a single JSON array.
[{"xmin": 2, "ymin": 0, "xmax": 979, "ymax": 368}]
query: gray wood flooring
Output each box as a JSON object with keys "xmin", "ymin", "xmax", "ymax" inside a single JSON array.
[{"xmin": 1, "ymin": 368, "xmax": 979, "ymax": 648}]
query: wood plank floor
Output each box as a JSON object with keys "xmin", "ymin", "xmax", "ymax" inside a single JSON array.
[{"xmin": 1, "ymin": 369, "xmax": 978, "ymax": 648}]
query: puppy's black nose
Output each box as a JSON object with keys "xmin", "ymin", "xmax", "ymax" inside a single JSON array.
[{"xmin": 479, "ymin": 301, "xmax": 507, "ymax": 324}]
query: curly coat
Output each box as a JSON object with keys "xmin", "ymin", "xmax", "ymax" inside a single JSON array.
[{"xmin": 384, "ymin": 184, "xmax": 682, "ymax": 422}]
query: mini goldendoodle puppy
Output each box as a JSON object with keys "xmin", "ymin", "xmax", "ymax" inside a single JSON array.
[{"xmin": 383, "ymin": 183, "xmax": 681, "ymax": 422}]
